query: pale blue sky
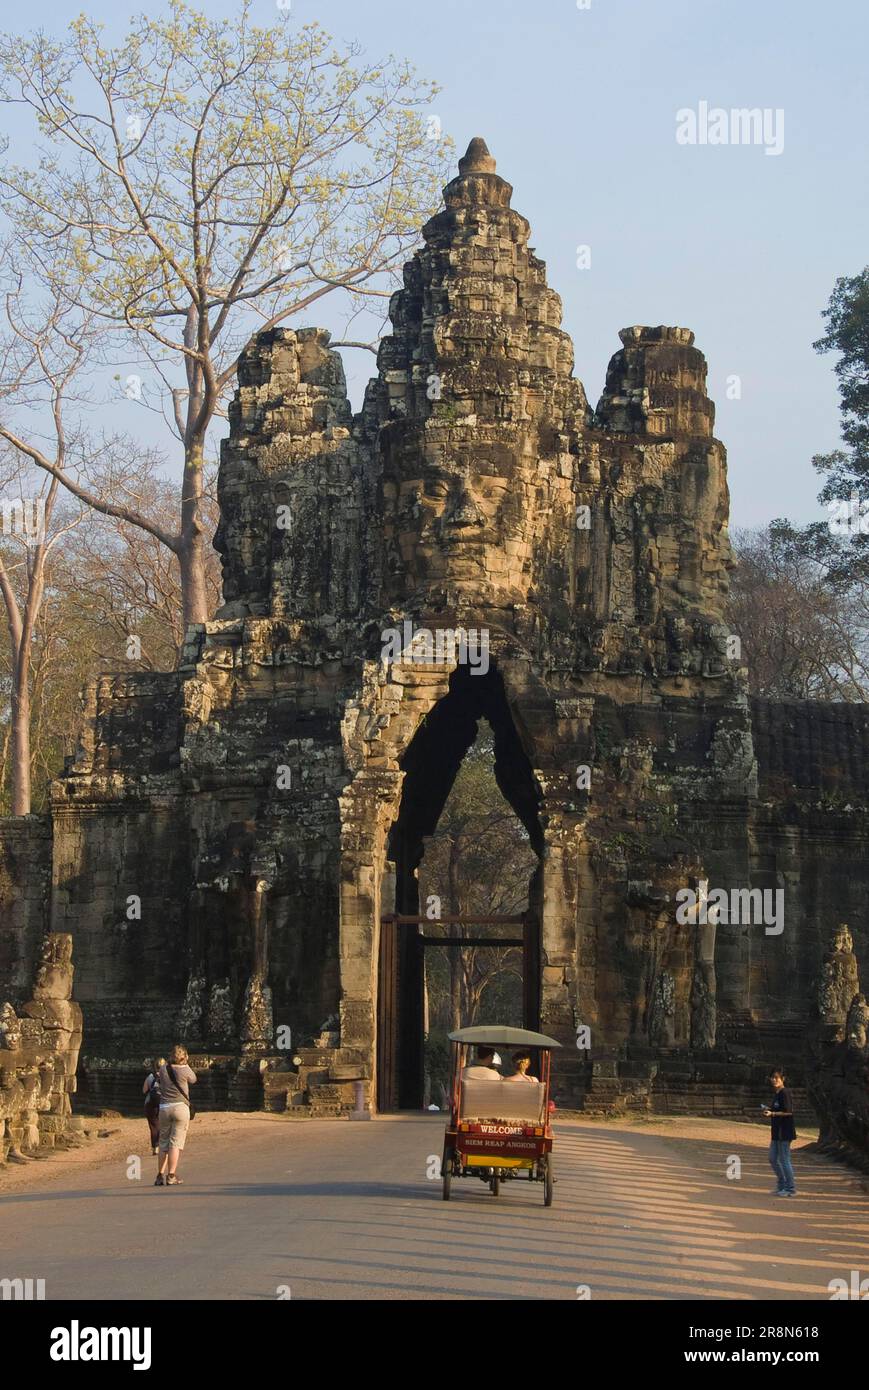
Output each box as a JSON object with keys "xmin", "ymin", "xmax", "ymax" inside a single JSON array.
[{"xmin": 6, "ymin": 0, "xmax": 868, "ymax": 528}]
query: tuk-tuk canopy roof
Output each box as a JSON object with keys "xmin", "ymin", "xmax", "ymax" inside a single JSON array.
[{"xmin": 447, "ymin": 1026, "xmax": 562, "ymax": 1049}]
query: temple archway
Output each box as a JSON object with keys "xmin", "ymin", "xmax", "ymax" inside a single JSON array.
[{"xmin": 376, "ymin": 663, "xmax": 544, "ymax": 1110}]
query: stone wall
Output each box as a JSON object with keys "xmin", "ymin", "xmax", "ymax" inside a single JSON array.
[
  {"xmin": 0, "ymin": 815, "xmax": 52, "ymax": 1005},
  {"xmin": 0, "ymin": 933, "xmax": 82, "ymax": 1162}
]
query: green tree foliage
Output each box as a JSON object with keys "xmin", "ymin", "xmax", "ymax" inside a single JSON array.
[
  {"xmin": 814, "ymin": 269, "xmax": 869, "ymax": 512},
  {"xmin": 770, "ymin": 268, "xmax": 869, "ymax": 587}
]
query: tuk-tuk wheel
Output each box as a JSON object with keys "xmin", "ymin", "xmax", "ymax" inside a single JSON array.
[
  {"xmin": 442, "ymin": 1147, "xmax": 454, "ymax": 1201},
  {"xmin": 490, "ymin": 1171, "xmax": 500, "ymax": 1197},
  {"xmin": 543, "ymin": 1155, "xmax": 554, "ymax": 1207}
]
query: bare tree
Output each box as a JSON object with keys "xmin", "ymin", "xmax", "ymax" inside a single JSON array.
[
  {"xmin": 0, "ymin": 545, "xmax": 94, "ymax": 812},
  {"xmin": 0, "ymin": 453, "xmax": 77, "ymax": 814},
  {"xmin": 0, "ymin": 248, "xmax": 208, "ymax": 811},
  {"xmin": 0, "ymin": 1, "xmax": 451, "ymax": 632},
  {"xmin": 728, "ymin": 526, "xmax": 869, "ymax": 701},
  {"xmin": 55, "ymin": 469, "xmax": 220, "ymax": 670},
  {"xmin": 0, "ymin": 259, "xmax": 99, "ymax": 813}
]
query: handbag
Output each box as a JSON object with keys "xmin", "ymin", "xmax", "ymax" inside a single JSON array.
[{"xmin": 166, "ymin": 1063, "xmax": 196, "ymax": 1120}]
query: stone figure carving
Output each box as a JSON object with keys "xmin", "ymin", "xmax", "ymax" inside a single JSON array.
[
  {"xmin": 808, "ymin": 923, "xmax": 869, "ymax": 1171},
  {"xmin": 818, "ymin": 923, "xmax": 858, "ymax": 1035},
  {"xmin": 846, "ymin": 992, "xmax": 869, "ymax": 1051},
  {"xmin": 0, "ymin": 934, "xmax": 82, "ymax": 1163}
]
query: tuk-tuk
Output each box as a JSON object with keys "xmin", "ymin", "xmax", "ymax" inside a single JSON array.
[{"xmin": 441, "ymin": 1026, "xmax": 562, "ymax": 1205}]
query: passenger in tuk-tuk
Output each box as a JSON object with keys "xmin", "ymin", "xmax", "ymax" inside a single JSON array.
[
  {"xmin": 462, "ymin": 1046, "xmax": 502, "ymax": 1080},
  {"xmin": 505, "ymin": 1049, "xmax": 540, "ymax": 1084}
]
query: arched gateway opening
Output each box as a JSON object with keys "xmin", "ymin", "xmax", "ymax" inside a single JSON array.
[{"xmin": 377, "ymin": 663, "xmax": 544, "ymax": 1110}]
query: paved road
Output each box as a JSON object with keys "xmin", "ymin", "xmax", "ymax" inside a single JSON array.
[{"xmin": 2, "ymin": 1116, "xmax": 866, "ymax": 1300}]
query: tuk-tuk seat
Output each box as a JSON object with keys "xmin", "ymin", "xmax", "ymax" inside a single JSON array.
[{"xmin": 459, "ymin": 1077, "xmax": 546, "ymax": 1124}]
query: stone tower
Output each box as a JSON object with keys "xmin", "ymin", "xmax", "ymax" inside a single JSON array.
[{"xmin": 11, "ymin": 139, "xmax": 866, "ymax": 1113}]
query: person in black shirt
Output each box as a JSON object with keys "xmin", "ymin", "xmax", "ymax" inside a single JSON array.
[{"xmin": 763, "ymin": 1068, "xmax": 796, "ymax": 1196}]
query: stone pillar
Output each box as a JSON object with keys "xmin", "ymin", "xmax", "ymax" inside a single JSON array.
[
  {"xmin": 538, "ymin": 812, "xmax": 583, "ymax": 1045},
  {"xmin": 240, "ymin": 879, "xmax": 274, "ymax": 1055},
  {"xmin": 338, "ymin": 768, "xmax": 403, "ymax": 1102}
]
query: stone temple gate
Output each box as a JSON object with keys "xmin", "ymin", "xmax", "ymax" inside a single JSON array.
[{"xmin": 2, "ymin": 138, "xmax": 867, "ymax": 1114}]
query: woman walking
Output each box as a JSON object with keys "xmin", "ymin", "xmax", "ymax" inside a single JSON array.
[{"xmin": 155, "ymin": 1045, "xmax": 197, "ymax": 1188}]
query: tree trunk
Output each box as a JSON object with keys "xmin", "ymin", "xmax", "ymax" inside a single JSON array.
[
  {"xmin": 449, "ymin": 931, "xmax": 462, "ymax": 1031},
  {"xmin": 448, "ymin": 837, "xmax": 463, "ymax": 1030},
  {"xmin": 10, "ymin": 652, "xmax": 31, "ymax": 816},
  {"xmin": 0, "ymin": 721, "xmax": 10, "ymax": 811},
  {"xmin": 179, "ymin": 434, "xmax": 210, "ymax": 634}
]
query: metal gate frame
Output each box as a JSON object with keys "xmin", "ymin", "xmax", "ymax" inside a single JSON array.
[{"xmin": 376, "ymin": 913, "xmax": 540, "ymax": 1111}]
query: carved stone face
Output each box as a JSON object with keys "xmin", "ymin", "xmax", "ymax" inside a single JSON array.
[
  {"xmin": 0, "ymin": 1001, "xmax": 21, "ymax": 1052},
  {"xmin": 393, "ymin": 451, "xmax": 525, "ymax": 586},
  {"xmin": 832, "ymin": 923, "xmax": 854, "ymax": 955}
]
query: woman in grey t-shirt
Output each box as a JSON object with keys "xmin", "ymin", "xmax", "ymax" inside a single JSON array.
[{"xmin": 155, "ymin": 1044, "xmax": 197, "ymax": 1187}]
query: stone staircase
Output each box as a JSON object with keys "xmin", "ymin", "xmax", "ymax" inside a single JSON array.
[{"xmin": 261, "ymin": 1048, "xmax": 369, "ymax": 1118}]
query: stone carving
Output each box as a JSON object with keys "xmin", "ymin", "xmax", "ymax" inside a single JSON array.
[
  {"xmin": 205, "ymin": 982, "xmax": 234, "ymax": 1048},
  {"xmin": 846, "ymin": 993, "xmax": 869, "ymax": 1051},
  {"xmin": 240, "ymin": 977, "xmax": 273, "ymax": 1055},
  {"xmin": 0, "ymin": 933, "xmax": 82, "ymax": 1163},
  {"xmin": 649, "ymin": 970, "xmax": 676, "ymax": 1048},
  {"xmin": 690, "ymin": 943, "xmax": 718, "ymax": 1052},
  {"xmin": 807, "ymin": 924, "xmax": 869, "ymax": 1172},
  {"xmin": 177, "ymin": 973, "xmax": 206, "ymax": 1041},
  {"xmin": 0, "ymin": 1000, "xmax": 21, "ymax": 1052},
  {"xmin": 818, "ymin": 923, "xmax": 859, "ymax": 1036}
]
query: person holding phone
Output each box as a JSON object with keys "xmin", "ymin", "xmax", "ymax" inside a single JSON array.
[{"xmin": 763, "ymin": 1068, "xmax": 796, "ymax": 1197}]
